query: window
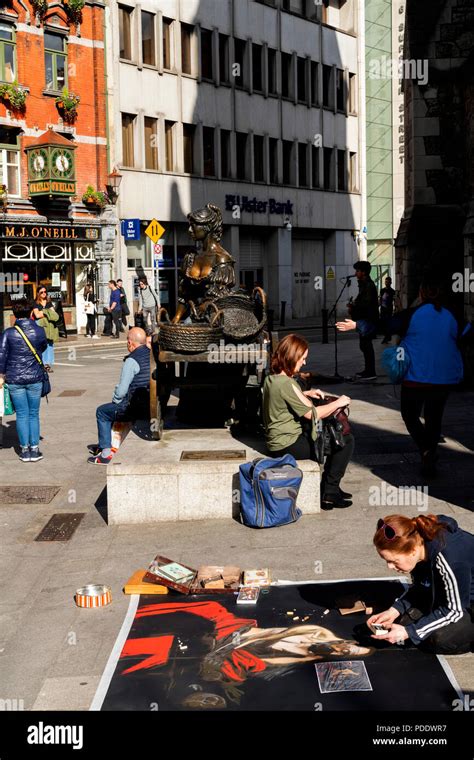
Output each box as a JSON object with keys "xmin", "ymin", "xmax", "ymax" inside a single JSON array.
[
  {"xmin": 44, "ymin": 32, "xmax": 67, "ymax": 91},
  {"xmin": 144, "ymin": 117, "xmax": 158, "ymax": 170},
  {"xmin": 252, "ymin": 43, "xmax": 263, "ymax": 92},
  {"xmin": 337, "ymin": 149, "xmax": 346, "ymax": 191},
  {"xmin": 269, "ymin": 137, "xmax": 278, "ymax": 184},
  {"xmin": 322, "ymin": 64, "xmax": 333, "ymax": 108},
  {"xmin": 203, "ymin": 126, "xmax": 215, "ymax": 176},
  {"xmin": 298, "ymin": 143, "xmax": 308, "ymax": 187},
  {"xmin": 282, "ymin": 0, "xmax": 304, "ymax": 13},
  {"xmin": 234, "ymin": 38, "xmax": 246, "ymax": 88},
  {"xmin": 268, "ymin": 48, "xmax": 277, "ymax": 95},
  {"xmin": 311, "ymin": 145, "xmax": 320, "ymax": 188},
  {"xmin": 254, "ymin": 135, "xmax": 264, "ymax": 182},
  {"xmin": 0, "ymin": 127, "xmax": 19, "ymax": 196},
  {"xmin": 349, "ymin": 72, "xmax": 357, "ymax": 114},
  {"xmin": 323, "ymin": 147, "xmax": 333, "ymax": 190},
  {"xmin": 281, "ymin": 53, "xmax": 292, "ymax": 99},
  {"xmin": 0, "ymin": 24, "xmax": 15, "ymax": 83},
  {"xmin": 165, "ymin": 120, "xmax": 174, "ymax": 171},
  {"xmin": 141, "ymin": 11, "xmax": 155, "ymax": 66},
  {"xmin": 349, "ymin": 151, "xmax": 357, "ymax": 191},
  {"xmin": 181, "ymin": 23, "xmax": 194, "ymax": 75},
  {"xmin": 121, "ymin": 113, "xmax": 135, "ymax": 167},
  {"xmin": 310, "ymin": 61, "xmax": 318, "ymax": 105},
  {"xmin": 336, "ymin": 69, "xmax": 345, "ymax": 111},
  {"xmin": 236, "ymin": 132, "xmax": 247, "ymax": 179},
  {"xmin": 282, "ymin": 140, "xmax": 293, "ymax": 184},
  {"xmin": 297, "ymin": 57, "xmax": 306, "ymax": 102},
  {"xmin": 200, "ymin": 28, "xmax": 213, "ymax": 80},
  {"xmin": 182, "ymin": 124, "xmax": 195, "ymax": 173},
  {"xmin": 219, "ymin": 33, "xmax": 229, "ymax": 83},
  {"xmin": 221, "ymin": 129, "xmax": 231, "ymax": 178},
  {"xmin": 163, "ymin": 17, "xmax": 172, "ymax": 69},
  {"xmin": 119, "ymin": 5, "xmax": 132, "ymax": 61}
]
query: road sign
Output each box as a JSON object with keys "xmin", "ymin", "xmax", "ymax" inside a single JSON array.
[
  {"xmin": 121, "ymin": 219, "xmax": 141, "ymax": 240},
  {"xmin": 154, "ymin": 243, "xmax": 163, "ymax": 258},
  {"xmin": 145, "ymin": 219, "xmax": 166, "ymax": 244},
  {"xmin": 326, "ymin": 266, "xmax": 335, "ymax": 280}
]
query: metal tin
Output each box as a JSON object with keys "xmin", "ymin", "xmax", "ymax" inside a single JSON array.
[{"xmin": 75, "ymin": 584, "xmax": 112, "ymax": 608}]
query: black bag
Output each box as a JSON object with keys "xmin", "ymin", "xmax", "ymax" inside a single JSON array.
[
  {"xmin": 121, "ymin": 302, "xmax": 130, "ymax": 317},
  {"xmin": 313, "ymin": 416, "xmax": 345, "ymax": 465},
  {"xmin": 134, "ymin": 312, "xmax": 145, "ymax": 329},
  {"xmin": 14, "ymin": 326, "xmax": 51, "ymax": 398}
]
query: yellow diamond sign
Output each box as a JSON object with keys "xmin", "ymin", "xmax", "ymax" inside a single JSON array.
[{"xmin": 145, "ymin": 219, "xmax": 166, "ymax": 244}]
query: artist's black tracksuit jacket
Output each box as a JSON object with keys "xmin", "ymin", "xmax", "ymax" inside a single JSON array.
[{"xmin": 392, "ymin": 516, "xmax": 474, "ymax": 645}]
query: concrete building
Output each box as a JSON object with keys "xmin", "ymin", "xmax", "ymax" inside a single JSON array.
[
  {"xmin": 106, "ymin": 0, "xmax": 365, "ymax": 322},
  {"xmin": 364, "ymin": 0, "xmax": 406, "ymax": 290},
  {"xmin": 396, "ymin": 0, "xmax": 474, "ymax": 321},
  {"xmin": 0, "ymin": 0, "xmax": 113, "ymax": 333}
]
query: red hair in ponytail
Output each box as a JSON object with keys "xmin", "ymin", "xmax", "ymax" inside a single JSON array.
[{"xmin": 374, "ymin": 514, "xmax": 447, "ymax": 554}]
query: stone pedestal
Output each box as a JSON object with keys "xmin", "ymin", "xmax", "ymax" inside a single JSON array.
[{"xmin": 106, "ymin": 429, "xmax": 320, "ymax": 524}]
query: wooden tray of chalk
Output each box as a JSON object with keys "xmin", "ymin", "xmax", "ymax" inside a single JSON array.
[{"xmin": 123, "ymin": 569, "xmax": 169, "ymax": 595}]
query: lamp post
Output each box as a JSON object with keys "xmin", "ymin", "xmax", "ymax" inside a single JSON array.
[
  {"xmin": 105, "ymin": 168, "xmax": 123, "ymax": 205},
  {"xmin": 95, "ymin": 169, "xmax": 123, "ymax": 332}
]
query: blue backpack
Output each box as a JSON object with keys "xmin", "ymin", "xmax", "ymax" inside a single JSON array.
[
  {"xmin": 381, "ymin": 342, "xmax": 410, "ymax": 383},
  {"xmin": 239, "ymin": 454, "xmax": 303, "ymax": 528}
]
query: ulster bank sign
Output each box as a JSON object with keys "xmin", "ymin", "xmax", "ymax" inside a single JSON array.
[{"xmin": 225, "ymin": 194, "xmax": 293, "ymax": 215}]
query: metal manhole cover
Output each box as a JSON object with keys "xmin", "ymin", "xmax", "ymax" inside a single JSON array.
[
  {"xmin": 58, "ymin": 390, "xmax": 86, "ymax": 397},
  {"xmin": 35, "ymin": 513, "xmax": 85, "ymax": 542},
  {"xmin": 180, "ymin": 449, "xmax": 246, "ymax": 461},
  {"xmin": 0, "ymin": 486, "xmax": 60, "ymax": 504}
]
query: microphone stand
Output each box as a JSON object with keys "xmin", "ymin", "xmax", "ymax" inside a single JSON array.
[{"xmin": 325, "ymin": 277, "xmax": 353, "ymax": 381}]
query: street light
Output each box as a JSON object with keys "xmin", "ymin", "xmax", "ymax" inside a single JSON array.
[{"xmin": 105, "ymin": 168, "xmax": 123, "ymax": 205}]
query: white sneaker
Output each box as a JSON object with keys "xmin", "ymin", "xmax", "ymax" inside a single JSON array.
[
  {"xmin": 92, "ymin": 335, "xmax": 100, "ymax": 340},
  {"xmin": 85, "ymin": 334, "xmax": 92, "ymax": 338}
]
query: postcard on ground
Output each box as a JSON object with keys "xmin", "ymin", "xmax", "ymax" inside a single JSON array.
[{"xmin": 315, "ymin": 660, "xmax": 373, "ymax": 693}]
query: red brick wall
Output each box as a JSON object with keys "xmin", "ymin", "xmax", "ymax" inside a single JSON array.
[{"xmin": 1, "ymin": 1, "xmax": 107, "ymax": 211}]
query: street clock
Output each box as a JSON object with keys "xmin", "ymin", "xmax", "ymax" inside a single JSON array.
[{"xmin": 25, "ymin": 129, "xmax": 77, "ymax": 198}]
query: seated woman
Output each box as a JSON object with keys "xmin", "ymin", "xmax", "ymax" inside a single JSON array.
[
  {"xmin": 368, "ymin": 514, "xmax": 474, "ymax": 654},
  {"xmin": 262, "ymin": 334, "xmax": 354, "ymax": 509}
]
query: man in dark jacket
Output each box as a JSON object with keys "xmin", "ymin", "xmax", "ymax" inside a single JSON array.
[
  {"xmin": 88, "ymin": 327, "xmax": 150, "ymax": 465},
  {"xmin": 336, "ymin": 260, "xmax": 379, "ymax": 380},
  {"xmin": 0, "ymin": 299, "xmax": 48, "ymax": 462}
]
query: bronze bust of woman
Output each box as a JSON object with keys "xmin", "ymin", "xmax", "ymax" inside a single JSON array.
[{"xmin": 172, "ymin": 204, "xmax": 235, "ymax": 324}]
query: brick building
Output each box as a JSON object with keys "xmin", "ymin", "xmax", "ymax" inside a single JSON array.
[{"xmin": 0, "ymin": 0, "xmax": 114, "ymax": 333}]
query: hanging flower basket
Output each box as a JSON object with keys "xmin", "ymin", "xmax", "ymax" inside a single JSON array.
[
  {"xmin": 55, "ymin": 88, "xmax": 80, "ymax": 123},
  {"xmin": 0, "ymin": 82, "xmax": 27, "ymax": 111},
  {"xmin": 64, "ymin": 0, "xmax": 85, "ymax": 23},
  {"xmin": 82, "ymin": 185, "xmax": 109, "ymax": 209}
]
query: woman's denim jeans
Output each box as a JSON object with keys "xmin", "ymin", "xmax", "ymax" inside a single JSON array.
[{"xmin": 8, "ymin": 382, "xmax": 42, "ymax": 447}]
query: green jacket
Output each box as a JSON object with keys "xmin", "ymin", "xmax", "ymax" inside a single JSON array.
[{"xmin": 37, "ymin": 307, "xmax": 59, "ymax": 343}]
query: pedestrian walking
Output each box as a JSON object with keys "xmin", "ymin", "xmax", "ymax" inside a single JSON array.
[
  {"xmin": 0, "ymin": 298, "xmax": 48, "ymax": 462},
  {"xmin": 117, "ymin": 279, "xmax": 129, "ymax": 330},
  {"xmin": 106, "ymin": 280, "xmax": 122, "ymax": 338},
  {"xmin": 368, "ymin": 514, "xmax": 474, "ymax": 654},
  {"xmin": 379, "ymin": 276, "xmax": 396, "ymax": 344},
  {"xmin": 32, "ymin": 285, "xmax": 59, "ymax": 372},
  {"xmin": 88, "ymin": 327, "xmax": 150, "ymax": 465},
  {"xmin": 262, "ymin": 334, "xmax": 354, "ymax": 509},
  {"xmin": 138, "ymin": 277, "xmax": 159, "ymax": 336},
  {"xmin": 84, "ymin": 283, "xmax": 99, "ymax": 339},
  {"xmin": 336, "ymin": 261, "xmax": 379, "ymax": 380},
  {"xmin": 390, "ymin": 276, "xmax": 463, "ymax": 476}
]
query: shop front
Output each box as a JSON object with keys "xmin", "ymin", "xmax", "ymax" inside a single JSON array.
[{"xmin": 0, "ymin": 222, "xmax": 101, "ymax": 331}]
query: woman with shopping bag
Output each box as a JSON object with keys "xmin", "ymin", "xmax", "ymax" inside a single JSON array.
[{"xmin": 0, "ymin": 299, "xmax": 48, "ymax": 462}]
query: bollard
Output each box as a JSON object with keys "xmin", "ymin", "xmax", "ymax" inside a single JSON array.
[
  {"xmin": 280, "ymin": 300, "xmax": 286, "ymax": 327},
  {"xmin": 322, "ymin": 308, "xmax": 329, "ymax": 344}
]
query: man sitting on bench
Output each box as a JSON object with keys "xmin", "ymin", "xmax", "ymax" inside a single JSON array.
[{"xmin": 88, "ymin": 327, "xmax": 150, "ymax": 465}]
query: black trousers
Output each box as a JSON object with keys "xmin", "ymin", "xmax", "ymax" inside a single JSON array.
[
  {"xmin": 111, "ymin": 310, "xmax": 122, "ymax": 337},
  {"xmin": 359, "ymin": 334, "xmax": 376, "ymax": 375},
  {"xmin": 86, "ymin": 313, "xmax": 96, "ymax": 336},
  {"xmin": 271, "ymin": 433, "xmax": 354, "ymax": 498},
  {"xmin": 400, "ymin": 385, "xmax": 450, "ymax": 454},
  {"xmin": 398, "ymin": 604, "xmax": 474, "ymax": 655}
]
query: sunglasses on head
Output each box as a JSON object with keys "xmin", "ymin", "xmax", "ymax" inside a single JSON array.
[{"xmin": 377, "ymin": 519, "xmax": 397, "ymax": 541}]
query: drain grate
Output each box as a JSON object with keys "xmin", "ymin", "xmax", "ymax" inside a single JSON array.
[
  {"xmin": 35, "ymin": 513, "xmax": 85, "ymax": 542},
  {"xmin": 180, "ymin": 449, "xmax": 246, "ymax": 461},
  {"xmin": 0, "ymin": 486, "xmax": 60, "ymax": 504},
  {"xmin": 58, "ymin": 390, "xmax": 86, "ymax": 397}
]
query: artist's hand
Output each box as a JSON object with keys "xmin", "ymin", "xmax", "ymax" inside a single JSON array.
[
  {"xmin": 373, "ymin": 623, "xmax": 409, "ymax": 645},
  {"xmin": 336, "ymin": 319, "xmax": 357, "ymax": 332},
  {"xmin": 367, "ymin": 607, "xmax": 399, "ymax": 628}
]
